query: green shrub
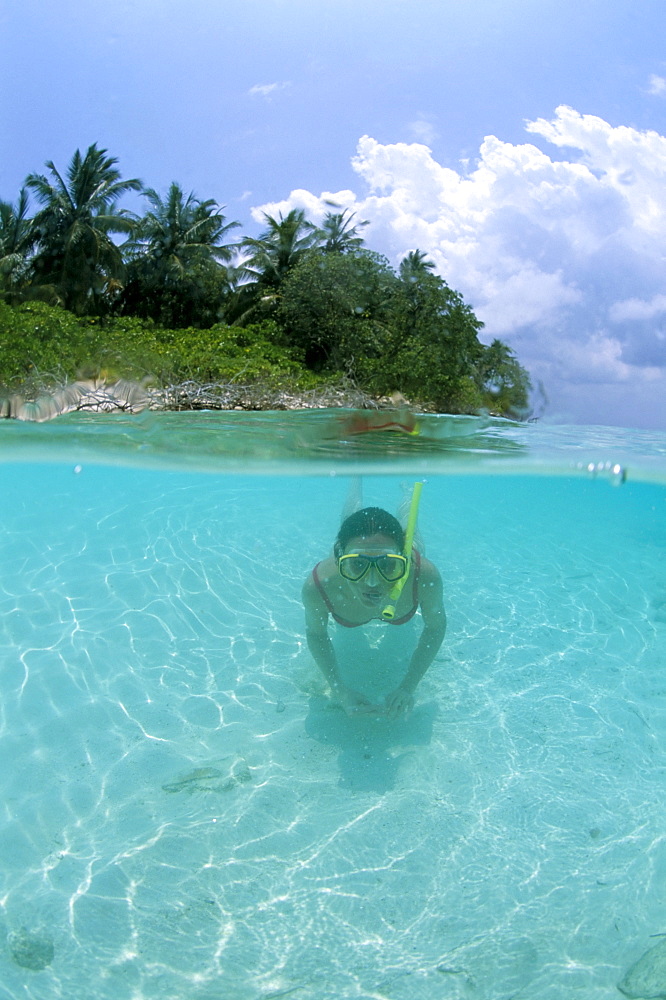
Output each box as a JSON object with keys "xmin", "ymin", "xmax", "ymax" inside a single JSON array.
[
  {"xmin": 0, "ymin": 301, "xmax": 89, "ymax": 387},
  {"xmin": 0, "ymin": 303, "xmax": 320, "ymax": 392}
]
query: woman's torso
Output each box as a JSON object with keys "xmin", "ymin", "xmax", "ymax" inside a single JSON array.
[{"xmin": 311, "ymin": 550, "xmax": 422, "ymax": 627}]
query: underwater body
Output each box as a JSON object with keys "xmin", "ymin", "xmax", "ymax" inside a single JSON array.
[{"xmin": 0, "ymin": 410, "xmax": 665, "ymax": 1000}]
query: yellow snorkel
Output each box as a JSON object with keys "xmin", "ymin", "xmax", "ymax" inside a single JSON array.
[{"xmin": 381, "ymin": 480, "xmax": 424, "ymax": 621}]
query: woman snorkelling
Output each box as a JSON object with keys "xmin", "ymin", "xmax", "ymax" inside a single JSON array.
[{"xmin": 302, "ymin": 480, "xmax": 446, "ymax": 718}]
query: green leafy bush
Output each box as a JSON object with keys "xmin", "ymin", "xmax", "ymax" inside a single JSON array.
[
  {"xmin": 0, "ymin": 301, "xmax": 90, "ymax": 386},
  {"xmin": 0, "ymin": 302, "xmax": 320, "ymax": 392},
  {"xmin": 148, "ymin": 321, "xmax": 317, "ymax": 386}
]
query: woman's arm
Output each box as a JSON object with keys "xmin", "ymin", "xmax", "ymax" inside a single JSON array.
[
  {"xmin": 302, "ymin": 574, "xmax": 380, "ymax": 714},
  {"xmin": 385, "ymin": 561, "xmax": 447, "ymax": 718},
  {"xmin": 302, "ymin": 575, "xmax": 342, "ymax": 693}
]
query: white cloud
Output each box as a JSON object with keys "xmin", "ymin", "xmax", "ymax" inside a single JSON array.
[
  {"xmin": 252, "ymin": 106, "xmax": 666, "ymax": 427},
  {"xmin": 250, "ymin": 188, "xmax": 358, "ymax": 225},
  {"xmin": 408, "ymin": 117, "xmax": 438, "ymax": 146},
  {"xmin": 609, "ymin": 294, "xmax": 666, "ymax": 323},
  {"xmin": 472, "ymin": 267, "xmax": 582, "ymax": 336},
  {"xmin": 248, "ymin": 81, "xmax": 290, "ymax": 98},
  {"xmin": 648, "ymin": 74, "xmax": 666, "ymax": 96}
]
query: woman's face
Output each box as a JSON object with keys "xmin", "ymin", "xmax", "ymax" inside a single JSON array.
[{"xmin": 340, "ymin": 533, "xmax": 402, "ymax": 609}]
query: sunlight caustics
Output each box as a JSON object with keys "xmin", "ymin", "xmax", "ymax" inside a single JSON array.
[{"xmin": 0, "ymin": 412, "xmax": 664, "ymax": 999}]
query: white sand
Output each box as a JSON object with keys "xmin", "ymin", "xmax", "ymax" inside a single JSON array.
[{"xmin": 0, "ymin": 468, "xmax": 664, "ymax": 999}]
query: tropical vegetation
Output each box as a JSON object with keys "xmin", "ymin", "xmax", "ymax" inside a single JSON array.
[{"xmin": 0, "ymin": 144, "xmax": 531, "ymax": 416}]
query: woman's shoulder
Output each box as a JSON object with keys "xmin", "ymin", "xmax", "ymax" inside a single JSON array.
[
  {"xmin": 416, "ymin": 553, "xmax": 442, "ymax": 584},
  {"xmin": 303, "ymin": 556, "xmax": 336, "ymax": 595},
  {"xmin": 303, "ymin": 556, "xmax": 342, "ymax": 623},
  {"xmin": 310, "ymin": 554, "xmax": 337, "ymax": 579}
]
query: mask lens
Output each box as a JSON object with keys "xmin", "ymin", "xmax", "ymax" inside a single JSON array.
[
  {"xmin": 338, "ymin": 555, "xmax": 370, "ymax": 581},
  {"xmin": 377, "ymin": 555, "xmax": 406, "ymax": 581}
]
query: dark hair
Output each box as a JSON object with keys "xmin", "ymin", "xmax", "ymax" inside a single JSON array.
[{"xmin": 334, "ymin": 507, "xmax": 404, "ymax": 558}]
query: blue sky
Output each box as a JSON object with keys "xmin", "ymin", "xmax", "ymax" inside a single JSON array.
[{"xmin": 2, "ymin": 0, "xmax": 666, "ymax": 428}]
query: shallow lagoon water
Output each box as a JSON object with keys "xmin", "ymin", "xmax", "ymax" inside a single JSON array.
[{"xmin": 0, "ymin": 410, "xmax": 665, "ymax": 999}]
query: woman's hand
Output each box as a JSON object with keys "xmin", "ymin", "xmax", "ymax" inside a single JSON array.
[
  {"xmin": 336, "ymin": 686, "xmax": 381, "ymax": 716},
  {"xmin": 384, "ymin": 685, "xmax": 414, "ymax": 719}
]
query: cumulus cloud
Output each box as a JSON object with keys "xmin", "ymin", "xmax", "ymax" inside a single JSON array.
[
  {"xmin": 250, "ymin": 189, "xmax": 359, "ymax": 225},
  {"xmin": 253, "ymin": 106, "xmax": 666, "ymax": 427}
]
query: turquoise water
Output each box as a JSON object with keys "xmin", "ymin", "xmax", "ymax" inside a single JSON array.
[{"xmin": 0, "ymin": 411, "xmax": 665, "ymax": 999}]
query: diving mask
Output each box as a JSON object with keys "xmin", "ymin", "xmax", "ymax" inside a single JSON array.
[{"xmin": 338, "ymin": 552, "xmax": 408, "ymax": 583}]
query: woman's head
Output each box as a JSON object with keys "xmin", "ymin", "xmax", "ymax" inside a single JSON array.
[{"xmin": 334, "ymin": 507, "xmax": 404, "ymax": 559}]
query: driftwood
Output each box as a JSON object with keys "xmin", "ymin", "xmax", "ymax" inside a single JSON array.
[
  {"xmin": 0, "ymin": 377, "xmax": 406, "ymax": 421},
  {"xmin": 0, "ymin": 378, "xmax": 152, "ymax": 422},
  {"xmin": 153, "ymin": 379, "xmax": 385, "ymax": 412}
]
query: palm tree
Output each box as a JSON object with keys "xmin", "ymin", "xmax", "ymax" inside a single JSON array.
[
  {"xmin": 121, "ymin": 182, "xmax": 240, "ymax": 326},
  {"xmin": 398, "ymin": 249, "xmax": 436, "ymax": 283},
  {"xmin": 477, "ymin": 338, "xmax": 531, "ymax": 415},
  {"xmin": 0, "ymin": 188, "xmax": 35, "ymax": 301},
  {"xmin": 128, "ymin": 183, "xmax": 239, "ymax": 273},
  {"xmin": 26, "ymin": 144, "xmax": 141, "ymax": 313},
  {"xmin": 395, "ymin": 250, "xmax": 441, "ymax": 331},
  {"xmin": 230, "ymin": 208, "xmax": 322, "ymax": 324},
  {"xmin": 240, "ymin": 209, "xmax": 318, "ymax": 289},
  {"xmin": 313, "ymin": 209, "xmax": 368, "ymax": 254}
]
